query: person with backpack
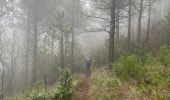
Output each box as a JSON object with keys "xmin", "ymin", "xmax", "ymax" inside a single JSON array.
[{"xmin": 85, "ymin": 57, "xmax": 92, "ymax": 75}]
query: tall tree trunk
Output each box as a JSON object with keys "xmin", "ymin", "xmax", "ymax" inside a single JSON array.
[
  {"xmin": 115, "ymin": 8, "xmax": 120, "ymax": 59},
  {"xmin": 64, "ymin": 36, "xmax": 68, "ymax": 57},
  {"xmin": 71, "ymin": 24, "xmax": 75, "ymax": 71},
  {"xmin": 51, "ymin": 37, "xmax": 54, "ymax": 58},
  {"xmin": 145, "ymin": 0, "xmax": 152, "ymax": 46},
  {"xmin": 8, "ymin": 29, "xmax": 16, "ymax": 94},
  {"xmin": 71, "ymin": 1, "xmax": 75, "ymax": 71},
  {"xmin": 25, "ymin": 13, "xmax": 31, "ymax": 85},
  {"xmin": 168, "ymin": 1, "xmax": 170, "ymax": 46},
  {"xmin": 128, "ymin": 0, "xmax": 132, "ymax": 52},
  {"xmin": 0, "ymin": 27, "xmax": 4, "ymax": 100},
  {"xmin": 1, "ymin": 63, "xmax": 4, "ymax": 100},
  {"xmin": 109, "ymin": 0, "xmax": 116, "ymax": 70},
  {"xmin": 60, "ymin": 31, "xmax": 64, "ymax": 70},
  {"xmin": 32, "ymin": 8, "xmax": 38, "ymax": 83},
  {"xmin": 137, "ymin": 0, "xmax": 144, "ymax": 43}
]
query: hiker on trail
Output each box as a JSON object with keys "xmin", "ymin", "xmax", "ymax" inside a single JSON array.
[{"xmin": 85, "ymin": 57, "xmax": 92, "ymax": 75}]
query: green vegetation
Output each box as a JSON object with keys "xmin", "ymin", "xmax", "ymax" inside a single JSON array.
[
  {"xmin": 27, "ymin": 69, "xmax": 81, "ymax": 100},
  {"xmin": 89, "ymin": 46, "xmax": 170, "ymax": 100},
  {"xmin": 159, "ymin": 46, "xmax": 170, "ymax": 68},
  {"xmin": 51, "ymin": 69, "xmax": 74, "ymax": 100},
  {"xmin": 28, "ymin": 88, "xmax": 49, "ymax": 100},
  {"xmin": 115, "ymin": 54, "xmax": 147, "ymax": 81},
  {"xmin": 5, "ymin": 46, "xmax": 170, "ymax": 100},
  {"xmin": 91, "ymin": 46, "xmax": 109, "ymax": 67},
  {"xmin": 4, "ymin": 69, "xmax": 82, "ymax": 100},
  {"xmin": 90, "ymin": 69, "xmax": 122, "ymax": 100}
]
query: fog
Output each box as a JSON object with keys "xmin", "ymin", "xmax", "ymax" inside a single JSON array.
[{"xmin": 0, "ymin": 0, "xmax": 170, "ymax": 99}]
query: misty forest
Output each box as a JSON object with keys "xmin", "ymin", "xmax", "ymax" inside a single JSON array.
[{"xmin": 1, "ymin": 0, "xmax": 170, "ymax": 100}]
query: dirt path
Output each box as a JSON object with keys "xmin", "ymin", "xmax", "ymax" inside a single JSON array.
[{"xmin": 78, "ymin": 75, "xmax": 90, "ymax": 100}]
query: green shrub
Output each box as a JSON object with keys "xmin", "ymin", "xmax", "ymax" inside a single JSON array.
[
  {"xmin": 29, "ymin": 89, "xmax": 49, "ymax": 100},
  {"xmin": 52, "ymin": 69, "xmax": 74, "ymax": 100},
  {"xmin": 159, "ymin": 46, "xmax": 170, "ymax": 67},
  {"xmin": 90, "ymin": 69, "xmax": 122, "ymax": 100},
  {"xmin": 115, "ymin": 55, "xmax": 147, "ymax": 81},
  {"xmin": 164, "ymin": 78, "xmax": 170, "ymax": 88},
  {"xmin": 158, "ymin": 46, "xmax": 170, "ymax": 77},
  {"xmin": 156, "ymin": 94, "xmax": 170, "ymax": 100},
  {"xmin": 142, "ymin": 53, "xmax": 154, "ymax": 66},
  {"xmin": 91, "ymin": 46, "xmax": 109, "ymax": 67},
  {"xmin": 26, "ymin": 81, "xmax": 49, "ymax": 100}
]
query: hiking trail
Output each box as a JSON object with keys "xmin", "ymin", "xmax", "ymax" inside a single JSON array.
[{"xmin": 78, "ymin": 75, "xmax": 90, "ymax": 100}]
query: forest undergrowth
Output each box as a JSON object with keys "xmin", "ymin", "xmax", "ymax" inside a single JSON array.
[
  {"xmin": 4, "ymin": 46, "xmax": 170, "ymax": 100},
  {"xmin": 89, "ymin": 46, "xmax": 170, "ymax": 100}
]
